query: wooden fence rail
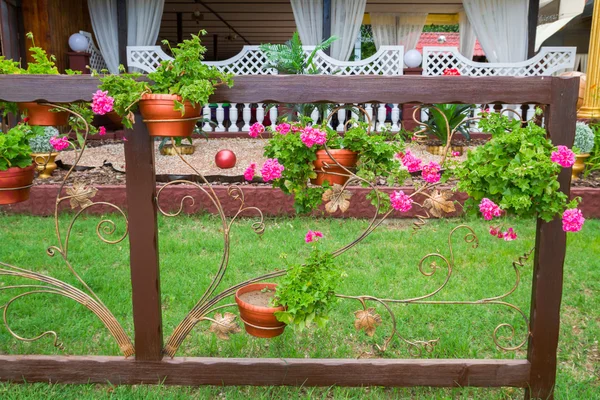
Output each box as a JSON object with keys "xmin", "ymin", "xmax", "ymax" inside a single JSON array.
[{"xmin": 0, "ymin": 75, "xmax": 579, "ymax": 400}]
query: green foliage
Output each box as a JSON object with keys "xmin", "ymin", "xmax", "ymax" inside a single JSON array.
[
  {"xmin": 24, "ymin": 32, "xmax": 59, "ymax": 75},
  {"xmin": 584, "ymin": 122, "xmax": 600, "ymax": 177},
  {"xmin": 456, "ymin": 115, "xmax": 578, "ymax": 221},
  {"xmin": 0, "ymin": 124, "xmax": 36, "ymax": 170},
  {"xmin": 97, "ymin": 69, "xmax": 149, "ymax": 129},
  {"xmin": 0, "ymin": 56, "xmax": 22, "ymax": 74},
  {"xmin": 421, "ymin": 104, "xmax": 473, "ymax": 144},
  {"xmin": 28, "ymin": 126, "xmax": 59, "ymax": 153},
  {"xmin": 574, "ymin": 121, "xmax": 594, "ymax": 154},
  {"xmin": 274, "ymin": 248, "xmax": 342, "ymax": 330},
  {"xmin": 260, "ymin": 32, "xmax": 337, "ymax": 74},
  {"xmin": 422, "ymin": 24, "xmax": 459, "ymax": 32}
]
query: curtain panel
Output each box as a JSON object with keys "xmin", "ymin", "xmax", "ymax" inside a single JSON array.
[
  {"xmin": 371, "ymin": 13, "xmax": 427, "ymax": 51},
  {"xmin": 87, "ymin": 0, "xmax": 120, "ymax": 74},
  {"xmin": 330, "ymin": 0, "xmax": 366, "ymax": 61},
  {"xmin": 127, "ymin": 0, "xmax": 164, "ymax": 47},
  {"xmin": 290, "ymin": 0, "xmax": 323, "ymax": 45},
  {"xmin": 458, "ymin": 10, "xmax": 477, "ymax": 60}
]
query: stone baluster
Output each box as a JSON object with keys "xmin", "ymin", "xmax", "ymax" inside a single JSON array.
[
  {"xmin": 215, "ymin": 103, "xmax": 225, "ymax": 132},
  {"xmin": 228, "ymin": 103, "xmax": 239, "ymax": 132},
  {"xmin": 257, "ymin": 103, "xmax": 265, "ymax": 126},
  {"xmin": 365, "ymin": 103, "xmax": 375, "ymax": 131},
  {"xmin": 336, "ymin": 105, "xmax": 346, "ymax": 132},
  {"xmin": 391, "ymin": 103, "xmax": 400, "ymax": 132},
  {"xmin": 242, "ymin": 103, "xmax": 251, "ymax": 131},
  {"xmin": 310, "ymin": 107, "xmax": 319, "ymax": 125},
  {"xmin": 377, "ymin": 103, "xmax": 386, "ymax": 132},
  {"xmin": 202, "ymin": 105, "xmax": 212, "ymax": 132},
  {"xmin": 269, "ymin": 105, "xmax": 278, "ymax": 129}
]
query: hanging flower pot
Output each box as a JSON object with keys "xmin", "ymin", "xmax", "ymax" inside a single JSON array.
[
  {"xmin": 311, "ymin": 149, "xmax": 358, "ymax": 186},
  {"xmin": 31, "ymin": 153, "xmax": 59, "ymax": 179},
  {"xmin": 235, "ymin": 283, "xmax": 286, "ymax": 338},
  {"xmin": 0, "ymin": 164, "xmax": 36, "ymax": 205},
  {"xmin": 17, "ymin": 103, "xmax": 69, "ymax": 126},
  {"xmin": 138, "ymin": 94, "xmax": 201, "ymax": 138}
]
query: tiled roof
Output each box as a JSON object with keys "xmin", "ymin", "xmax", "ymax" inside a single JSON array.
[{"xmin": 415, "ymin": 32, "xmax": 485, "ymax": 57}]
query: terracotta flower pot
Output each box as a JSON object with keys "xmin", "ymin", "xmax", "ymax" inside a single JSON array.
[
  {"xmin": 17, "ymin": 102, "xmax": 69, "ymax": 126},
  {"xmin": 31, "ymin": 153, "xmax": 58, "ymax": 179},
  {"xmin": 107, "ymin": 111, "xmax": 124, "ymax": 129},
  {"xmin": 138, "ymin": 94, "xmax": 201, "ymax": 137},
  {"xmin": 572, "ymin": 153, "xmax": 589, "ymax": 180},
  {"xmin": 0, "ymin": 164, "xmax": 35, "ymax": 205},
  {"xmin": 235, "ymin": 283, "xmax": 286, "ymax": 338},
  {"xmin": 311, "ymin": 149, "xmax": 358, "ymax": 186}
]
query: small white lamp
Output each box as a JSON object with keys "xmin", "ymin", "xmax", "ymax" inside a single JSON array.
[
  {"xmin": 68, "ymin": 33, "xmax": 89, "ymax": 53},
  {"xmin": 404, "ymin": 49, "xmax": 422, "ymax": 68}
]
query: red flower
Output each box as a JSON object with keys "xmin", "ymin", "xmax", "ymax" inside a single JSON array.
[{"xmin": 442, "ymin": 68, "xmax": 461, "ymax": 76}]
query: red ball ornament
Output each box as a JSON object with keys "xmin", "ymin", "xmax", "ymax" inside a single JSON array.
[{"xmin": 215, "ymin": 149, "xmax": 237, "ymax": 169}]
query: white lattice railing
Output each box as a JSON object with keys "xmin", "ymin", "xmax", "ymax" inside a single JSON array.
[
  {"xmin": 79, "ymin": 31, "xmax": 108, "ymax": 72},
  {"xmin": 422, "ymin": 46, "xmax": 576, "ymax": 77},
  {"xmin": 126, "ymin": 45, "xmax": 405, "ymax": 75}
]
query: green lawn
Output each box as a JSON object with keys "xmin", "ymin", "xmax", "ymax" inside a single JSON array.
[{"xmin": 0, "ymin": 213, "xmax": 598, "ymax": 399}]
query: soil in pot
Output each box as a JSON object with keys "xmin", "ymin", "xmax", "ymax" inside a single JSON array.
[
  {"xmin": 311, "ymin": 149, "xmax": 358, "ymax": 186},
  {"xmin": 17, "ymin": 103, "xmax": 69, "ymax": 126},
  {"xmin": 0, "ymin": 164, "xmax": 36, "ymax": 205},
  {"xmin": 139, "ymin": 94, "xmax": 201, "ymax": 137},
  {"xmin": 235, "ymin": 282, "xmax": 286, "ymax": 338}
]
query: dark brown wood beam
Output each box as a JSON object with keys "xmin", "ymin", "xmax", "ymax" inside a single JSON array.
[
  {"xmin": 527, "ymin": 0, "xmax": 540, "ymax": 58},
  {"xmin": 0, "ymin": 355, "xmax": 530, "ymax": 387},
  {"xmin": 117, "ymin": 0, "xmax": 127, "ymax": 68},
  {"xmin": 323, "ymin": 0, "xmax": 331, "ymax": 54}
]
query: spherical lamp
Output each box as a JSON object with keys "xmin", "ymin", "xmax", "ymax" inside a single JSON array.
[
  {"xmin": 404, "ymin": 49, "xmax": 422, "ymax": 68},
  {"xmin": 68, "ymin": 33, "xmax": 89, "ymax": 53}
]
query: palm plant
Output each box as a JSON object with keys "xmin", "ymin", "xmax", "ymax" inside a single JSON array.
[
  {"xmin": 260, "ymin": 32, "xmax": 337, "ymax": 75},
  {"xmin": 421, "ymin": 104, "xmax": 473, "ymax": 144}
]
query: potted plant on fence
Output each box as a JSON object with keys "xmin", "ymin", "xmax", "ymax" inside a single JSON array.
[
  {"xmin": 0, "ymin": 124, "xmax": 36, "ymax": 204},
  {"xmin": 97, "ymin": 31, "xmax": 233, "ymax": 137},
  {"xmin": 571, "ymin": 121, "xmax": 595, "ymax": 179},
  {"xmin": 29, "ymin": 126, "xmax": 62, "ymax": 179},
  {"xmin": 417, "ymin": 103, "xmax": 473, "ymax": 155}
]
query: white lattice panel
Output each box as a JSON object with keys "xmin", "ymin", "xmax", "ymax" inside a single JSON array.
[
  {"xmin": 422, "ymin": 46, "xmax": 576, "ymax": 77},
  {"xmin": 126, "ymin": 45, "xmax": 404, "ymax": 75},
  {"xmin": 79, "ymin": 31, "xmax": 108, "ymax": 72}
]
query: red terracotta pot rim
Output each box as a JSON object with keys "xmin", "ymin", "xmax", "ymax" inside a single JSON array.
[
  {"xmin": 141, "ymin": 93, "xmax": 184, "ymax": 101},
  {"xmin": 0, "ymin": 164, "xmax": 35, "ymax": 175},
  {"xmin": 315, "ymin": 149, "xmax": 358, "ymax": 155},
  {"xmin": 235, "ymin": 283, "xmax": 285, "ymax": 313}
]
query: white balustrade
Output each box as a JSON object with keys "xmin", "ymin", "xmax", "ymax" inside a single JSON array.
[
  {"xmin": 391, "ymin": 104, "xmax": 400, "ymax": 132},
  {"xmin": 311, "ymin": 108, "xmax": 319, "ymax": 125},
  {"xmin": 228, "ymin": 103, "xmax": 239, "ymax": 132},
  {"xmin": 202, "ymin": 105, "xmax": 212, "ymax": 132},
  {"xmin": 256, "ymin": 103, "xmax": 265, "ymax": 126},
  {"xmin": 242, "ymin": 103, "xmax": 251, "ymax": 131},
  {"xmin": 215, "ymin": 104, "xmax": 225, "ymax": 132},
  {"xmin": 269, "ymin": 105, "xmax": 278, "ymax": 129},
  {"xmin": 365, "ymin": 103, "xmax": 375, "ymax": 131},
  {"xmin": 336, "ymin": 106, "xmax": 346, "ymax": 132},
  {"xmin": 376, "ymin": 103, "xmax": 386, "ymax": 132}
]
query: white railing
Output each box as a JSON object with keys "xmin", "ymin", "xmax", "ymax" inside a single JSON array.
[
  {"xmin": 79, "ymin": 31, "xmax": 108, "ymax": 72},
  {"xmin": 126, "ymin": 45, "xmax": 405, "ymax": 75},
  {"xmin": 422, "ymin": 46, "xmax": 576, "ymax": 77}
]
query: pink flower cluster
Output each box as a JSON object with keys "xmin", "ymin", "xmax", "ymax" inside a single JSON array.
[
  {"xmin": 452, "ymin": 151, "xmax": 461, "ymax": 157},
  {"xmin": 260, "ymin": 158, "xmax": 284, "ymax": 182},
  {"xmin": 248, "ymin": 122, "xmax": 265, "ymax": 138},
  {"xmin": 390, "ymin": 190, "xmax": 412, "ymax": 212},
  {"xmin": 489, "ymin": 226, "xmax": 518, "ymax": 241},
  {"xmin": 562, "ymin": 208, "xmax": 585, "ymax": 232},
  {"xmin": 49, "ymin": 136, "xmax": 69, "ymax": 151},
  {"xmin": 479, "ymin": 198, "xmax": 503, "ymax": 220},
  {"xmin": 98, "ymin": 126, "xmax": 107, "ymax": 136},
  {"xmin": 91, "ymin": 90, "xmax": 114, "ymax": 115},
  {"xmin": 244, "ymin": 162, "xmax": 257, "ymax": 181},
  {"xmin": 443, "ymin": 68, "xmax": 461, "ymax": 76},
  {"xmin": 397, "ymin": 150, "xmax": 422, "ymax": 173},
  {"xmin": 300, "ymin": 126, "xmax": 327, "ymax": 148},
  {"xmin": 305, "ymin": 230, "xmax": 323, "ymax": 243},
  {"xmin": 421, "ymin": 161, "xmax": 441, "ymax": 183},
  {"xmin": 275, "ymin": 123, "xmax": 291, "ymax": 135},
  {"xmin": 550, "ymin": 145, "xmax": 576, "ymax": 168}
]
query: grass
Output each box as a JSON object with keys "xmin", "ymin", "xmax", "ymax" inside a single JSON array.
[{"xmin": 0, "ymin": 212, "xmax": 598, "ymax": 399}]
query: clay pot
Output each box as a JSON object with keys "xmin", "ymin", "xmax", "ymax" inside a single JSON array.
[
  {"xmin": 31, "ymin": 153, "xmax": 58, "ymax": 179},
  {"xmin": 0, "ymin": 164, "xmax": 35, "ymax": 205},
  {"xmin": 572, "ymin": 153, "xmax": 589, "ymax": 180},
  {"xmin": 425, "ymin": 145, "xmax": 464, "ymax": 156},
  {"xmin": 107, "ymin": 111, "xmax": 124, "ymax": 128},
  {"xmin": 17, "ymin": 102, "xmax": 69, "ymax": 126},
  {"xmin": 235, "ymin": 283, "xmax": 286, "ymax": 338},
  {"xmin": 311, "ymin": 149, "xmax": 358, "ymax": 186},
  {"xmin": 138, "ymin": 94, "xmax": 201, "ymax": 137}
]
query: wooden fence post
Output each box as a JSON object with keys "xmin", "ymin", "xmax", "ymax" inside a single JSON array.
[
  {"xmin": 525, "ymin": 78, "xmax": 579, "ymax": 400},
  {"xmin": 124, "ymin": 113, "xmax": 163, "ymax": 361}
]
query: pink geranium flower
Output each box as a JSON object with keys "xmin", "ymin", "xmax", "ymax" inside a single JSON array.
[
  {"xmin": 489, "ymin": 226, "xmax": 499, "ymax": 236},
  {"xmin": 244, "ymin": 162, "xmax": 257, "ymax": 181},
  {"xmin": 248, "ymin": 122, "xmax": 265, "ymax": 138},
  {"xmin": 452, "ymin": 151, "xmax": 461, "ymax": 157},
  {"xmin": 562, "ymin": 208, "xmax": 585, "ymax": 232},
  {"xmin": 275, "ymin": 123, "xmax": 291, "ymax": 135},
  {"xmin": 421, "ymin": 161, "xmax": 441, "ymax": 183},
  {"xmin": 503, "ymin": 228, "xmax": 518, "ymax": 241},
  {"xmin": 300, "ymin": 127, "xmax": 327, "ymax": 148},
  {"xmin": 479, "ymin": 198, "xmax": 503, "ymax": 220},
  {"xmin": 398, "ymin": 150, "xmax": 422, "ymax": 173},
  {"xmin": 260, "ymin": 158, "xmax": 284, "ymax": 182},
  {"xmin": 49, "ymin": 136, "xmax": 69, "ymax": 151},
  {"xmin": 98, "ymin": 126, "xmax": 106, "ymax": 136},
  {"xmin": 390, "ymin": 190, "xmax": 412, "ymax": 212},
  {"xmin": 550, "ymin": 145, "xmax": 576, "ymax": 168},
  {"xmin": 91, "ymin": 90, "xmax": 114, "ymax": 115},
  {"xmin": 305, "ymin": 230, "xmax": 323, "ymax": 243}
]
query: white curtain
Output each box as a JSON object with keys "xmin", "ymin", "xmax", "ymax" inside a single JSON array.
[
  {"xmin": 459, "ymin": 10, "xmax": 477, "ymax": 60},
  {"xmin": 330, "ymin": 0, "xmax": 366, "ymax": 61},
  {"xmin": 87, "ymin": 0, "xmax": 120, "ymax": 74},
  {"xmin": 575, "ymin": 54, "xmax": 588, "ymax": 73},
  {"xmin": 127, "ymin": 0, "xmax": 164, "ymax": 46},
  {"xmin": 291, "ymin": 0, "xmax": 323, "ymax": 45},
  {"xmin": 463, "ymin": 0, "xmax": 529, "ymax": 63},
  {"xmin": 371, "ymin": 13, "xmax": 427, "ymax": 51}
]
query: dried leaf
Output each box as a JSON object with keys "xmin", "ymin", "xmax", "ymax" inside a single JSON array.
[
  {"xmin": 322, "ymin": 184, "xmax": 352, "ymax": 213},
  {"xmin": 423, "ymin": 189, "xmax": 456, "ymax": 218},
  {"xmin": 66, "ymin": 182, "xmax": 98, "ymax": 209},
  {"xmin": 209, "ymin": 312, "xmax": 241, "ymax": 340},
  {"xmin": 354, "ymin": 308, "xmax": 382, "ymax": 337}
]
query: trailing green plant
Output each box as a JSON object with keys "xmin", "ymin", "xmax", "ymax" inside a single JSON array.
[
  {"xmin": 574, "ymin": 121, "xmax": 594, "ymax": 154},
  {"xmin": 28, "ymin": 126, "xmax": 60, "ymax": 153},
  {"xmin": 260, "ymin": 32, "xmax": 337, "ymax": 75},
  {"xmin": 420, "ymin": 104, "xmax": 473, "ymax": 144},
  {"xmin": 0, "ymin": 124, "xmax": 37, "ymax": 170},
  {"xmin": 97, "ymin": 31, "xmax": 233, "ymax": 128},
  {"xmin": 455, "ymin": 114, "xmax": 578, "ymax": 222}
]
